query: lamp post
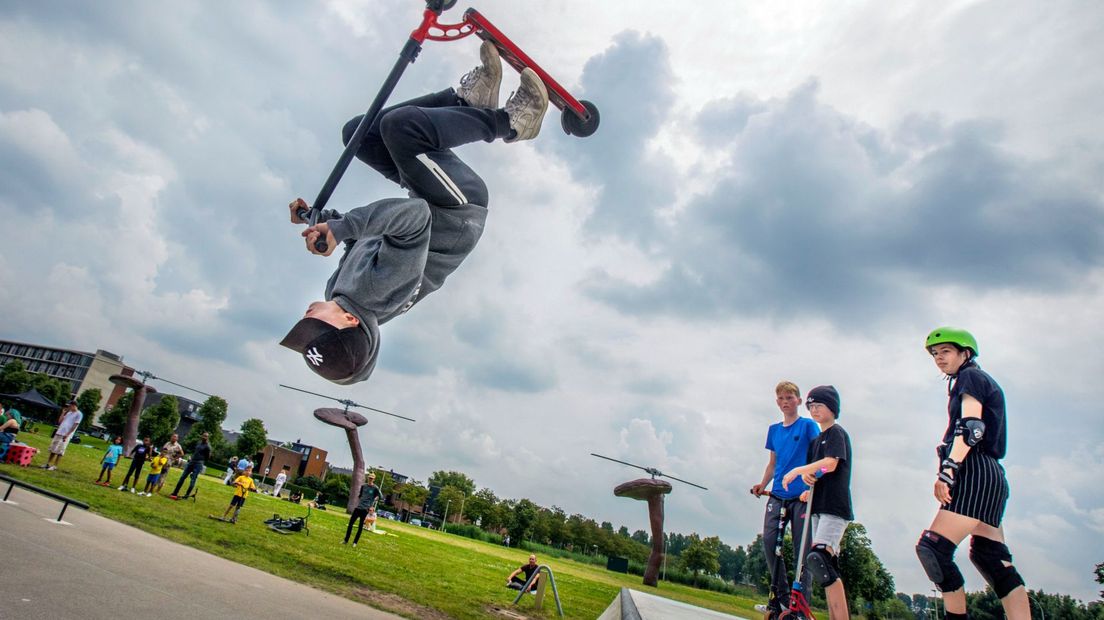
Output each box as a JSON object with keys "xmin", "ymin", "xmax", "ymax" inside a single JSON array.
[
  {"xmin": 457, "ymin": 496, "xmax": 466, "ymax": 524},
  {"xmin": 441, "ymin": 499, "xmax": 451, "ymax": 530}
]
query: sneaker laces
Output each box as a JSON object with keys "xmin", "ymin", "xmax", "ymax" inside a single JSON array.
[
  {"xmin": 505, "ymin": 84, "xmax": 536, "ymax": 115},
  {"xmin": 459, "ymin": 65, "xmax": 485, "ymax": 91}
]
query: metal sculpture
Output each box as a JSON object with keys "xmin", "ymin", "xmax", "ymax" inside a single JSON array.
[
  {"xmin": 109, "ymin": 370, "xmax": 211, "ymax": 453},
  {"xmin": 592, "ymin": 453, "xmax": 707, "ymax": 587},
  {"xmin": 279, "ymin": 384, "xmax": 414, "ymax": 513}
]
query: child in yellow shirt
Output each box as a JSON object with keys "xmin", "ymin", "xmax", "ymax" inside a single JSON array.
[
  {"xmin": 215, "ymin": 466, "xmax": 257, "ymax": 524},
  {"xmin": 140, "ymin": 451, "xmax": 169, "ymax": 497}
]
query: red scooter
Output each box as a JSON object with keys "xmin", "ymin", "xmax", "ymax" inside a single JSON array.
[{"xmin": 299, "ymin": 0, "xmax": 600, "ymax": 251}]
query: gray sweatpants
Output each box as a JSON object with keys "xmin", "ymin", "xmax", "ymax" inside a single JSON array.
[{"xmin": 762, "ymin": 494, "xmax": 812, "ymax": 610}]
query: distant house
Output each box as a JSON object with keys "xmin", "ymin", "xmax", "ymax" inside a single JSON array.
[{"xmin": 257, "ymin": 440, "xmax": 329, "ymax": 482}]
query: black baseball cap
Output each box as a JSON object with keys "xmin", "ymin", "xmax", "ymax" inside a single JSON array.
[{"xmin": 280, "ymin": 318, "xmax": 370, "ymax": 381}]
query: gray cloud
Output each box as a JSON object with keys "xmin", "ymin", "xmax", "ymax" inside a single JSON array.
[
  {"xmin": 541, "ymin": 30, "xmax": 679, "ymax": 244},
  {"xmin": 588, "ymin": 80, "xmax": 1104, "ymax": 325}
]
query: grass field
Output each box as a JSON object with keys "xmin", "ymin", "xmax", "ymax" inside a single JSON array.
[{"xmin": 2, "ymin": 430, "xmax": 764, "ymax": 619}]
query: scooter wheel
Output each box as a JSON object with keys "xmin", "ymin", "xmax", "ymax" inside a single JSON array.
[
  {"xmin": 561, "ymin": 100, "xmax": 600, "ymax": 137},
  {"xmin": 426, "ymin": 0, "xmax": 458, "ymax": 12}
]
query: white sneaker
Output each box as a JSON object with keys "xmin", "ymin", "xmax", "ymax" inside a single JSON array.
[
  {"xmin": 457, "ymin": 40, "xmax": 502, "ymax": 109},
  {"xmin": 504, "ymin": 68, "xmax": 549, "ymax": 143},
  {"xmin": 130, "ymin": 488, "xmax": 136, "ymax": 494},
  {"xmin": 118, "ymin": 485, "xmax": 126, "ymax": 491},
  {"xmin": 47, "ymin": 466, "xmax": 57, "ymax": 471}
]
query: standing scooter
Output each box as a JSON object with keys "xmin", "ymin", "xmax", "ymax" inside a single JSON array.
[
  {"xmin": 297, "ymin": 0, "xmax": 601, "ymax": 252},
  {"xmin": 778, "ymin": 471, "xmax": 824, "ymax": 620}
]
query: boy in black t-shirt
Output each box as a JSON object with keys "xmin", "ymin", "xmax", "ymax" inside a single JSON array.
[{"xmin": 783, "ymin": 385, "xmax": 852, "ymax": 620}]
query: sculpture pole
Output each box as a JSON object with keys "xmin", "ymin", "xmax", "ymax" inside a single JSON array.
[{"xmin": 614, "ymin": 478, "xmax": 673, "ymax": 587}]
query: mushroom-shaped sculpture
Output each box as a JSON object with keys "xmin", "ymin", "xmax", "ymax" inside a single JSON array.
[
  {"xmin": 615, "ymin": 478, "xmax": 673, "ymax": 587},
  {"xmin": 314, "ymin": 407, "xmax": 369, "ymax": 513},
  {"xmin": 109, "ymin": 374, "xmax": 157, "ymax": 454}
]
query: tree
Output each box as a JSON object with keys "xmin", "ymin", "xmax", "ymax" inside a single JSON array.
[
  {"xmin": 631, "ymin": 529, "xmax": 650, "ymax": 546},
  {"xmin": 99, "ymin": 391, "xmax": 132, "ymax": 438},
  {"xmin": 1096, "ymin": 561, "xmax": 1104, "ymax": 599},
  {"xmin": 618, "ymin": 525, "xmax": 631, "ymax": 538},
  {"xmin": 0, "ymin": 360, "xmax": 31, "ymax": 395},
  {"xmin": 235, "ymin": 418, "xmax": 267, "ymax": 459},
  {"xmin": 681, "ymin": 535, "xmax": 721, "ymax": 575},
  {"xmin": 508, "ymin": 499, "xmax": 538, "ymax": 543},
  {"xmin": 183, "ymin": 396, "xmax": 228, "ymax": 453},
  {"xmin": 718, "ymin": 542, "xmax": 747, "ymax": 584},
  {"xmin": 427, "ymin": 470, "xmax": 475, "ymax": 496},
  {"xmin": 322, "ymin": 473, "xmax": 351, "ymax": 507},
  {"xmin": 138, "ymin": 394, "xmax": 179, "ymax": 445},
  {"xmin": 435, "ymin": 485, "xmax": 467, "ymax": 522},
  {"xmin": 838, "ymin": 523, "xmax": 895, "ymax": 609},
  {"xmin": 398, "ymin": 481, "xmax": 429, "ymax": 510},
  {"xmin": 295, "ymin": 475, "xmax": 324, "ymax": 491},
  {"xmin": 465, "ymin": 487, "xmax": 498, "ymax": 528},
  {"xmin": 30, "ymin": 373, "xmax": 71, "ymax": 409},
  {"xmin": 744, "ymin": 534, "xmax": 769, "ymax": 592},
  {"xmin": 75, "ymin": 388, "xmax": 103, "ymax": 431}
]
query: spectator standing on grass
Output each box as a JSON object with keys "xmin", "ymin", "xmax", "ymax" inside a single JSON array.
[
  {"xmin": 273, "ymin": 465, "xmax": 289, "ymax": 498},
  {"xmin": 140, "ymin": 450, "xmax": 168, "ymax": 497},
  {"xmin": 223, "ymin": 455, "xmax": 238, "ymax": 484},
  {"xmin": 118, "ymin": 437, "xmax": 153, "ymax": 493},
  {"xmin": 214, "ymin": 465, "xmax": 257, "ymax": 524},
  {"xmin": 170, "ymin": 432, "xmax": 211, "ymax": 500},
  {"xmin": 343, "ymin": 471, "xmax": 383, "ymax": 547},
  {"xmin": 42, "ymin": 401, "xmax": 83, "ymax": 471},
  {"xmin": 155, "ymin": 433, "xmax": 184, "ymax": 494},
  {"xmin": 506, "ymin": 554, "xmax": 540, "ymax": 592},
  {"xmin": 95, "ymin": 436, "xmax": 124, "ymax": 485}
]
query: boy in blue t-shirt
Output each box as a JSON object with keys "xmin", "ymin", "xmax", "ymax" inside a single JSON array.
[
  {"xmin": 749, "ymin": 381, "xmax": 821, "ymax": 618},
  {"xmin": 96, "ymin": 436, "xmax": 124, "ymax": 486}
]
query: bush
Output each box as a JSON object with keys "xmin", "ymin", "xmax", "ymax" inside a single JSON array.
[{"xmin": 444, "ymin": 522, "xmax": 504, "ymax": 544}]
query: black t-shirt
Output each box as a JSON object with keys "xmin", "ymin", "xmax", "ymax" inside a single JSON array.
[
  {"xmin": 807, "ymin": 424, "xmax": 853, "ymax": 521},
  {"xmin": 190, "ymin": 441, "xmax": 211, "ymax": 464},
  {"xmin": 944, "ymin": 363, "xmax": 1007, "ymax": 460},
  {"xmin": 519, "ymin": 563, "xmax": 539, "ymax": 581},
  {"xmin": 131, "ymin": 444, "xmax": 150, "ymax": 464}
]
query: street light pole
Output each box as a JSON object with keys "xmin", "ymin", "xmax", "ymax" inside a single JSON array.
[
  {"xmin": 457, "ymin": 496, "xmax": 466, "ymax": 524},
  {"xmin": 441, "ymin": 499, "xmax": 451, "ymax": 530}
]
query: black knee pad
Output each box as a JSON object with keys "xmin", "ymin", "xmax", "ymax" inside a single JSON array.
[
  {"xmin": 806, "ymin": 543, "xmax": 840, "ymax": 587},
  {"xmin": 969, "ymin": 536, "xmax": 1025, "ymax": 598},
  {"xmin": 916, "ymin": 530, "xmax": 965, "ymax": 592}
]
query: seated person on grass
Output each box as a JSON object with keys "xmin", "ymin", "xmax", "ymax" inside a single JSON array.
[
  {"xmin": 288, "ymin": 489, "xmax": 303, "ymax": 504},
  {"xmin": 506, "ymin": 554, "xmax": 540, "ymax": 592},
  {"xmin": 0, "ymin": 403, "xmax": 22, "ymax": 458}
]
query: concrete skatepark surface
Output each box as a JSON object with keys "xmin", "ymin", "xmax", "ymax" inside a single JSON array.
[
  {"xmin": 0, "ymin": 486, "xmax": 402, "ymax": 620},
  {"xmin": 599, "ymin": 587, "xmax": 750, "ymax": 620}
]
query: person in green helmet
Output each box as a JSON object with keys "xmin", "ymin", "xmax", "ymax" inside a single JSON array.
[{"xmin": 914, "ymin": 327, "xmax": 1029, "ymax": 620}]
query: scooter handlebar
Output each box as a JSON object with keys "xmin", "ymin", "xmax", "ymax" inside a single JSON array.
[{"xmin": 296, "ymin": 207, "xmax": 329, "ymax": 253}]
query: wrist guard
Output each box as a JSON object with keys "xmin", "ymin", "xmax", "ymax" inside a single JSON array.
[{"xmin": 938, "ymin": 458, "xmax": 959, "ymax": 486}]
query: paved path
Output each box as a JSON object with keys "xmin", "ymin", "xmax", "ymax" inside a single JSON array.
[{"xmin": 0, "ymin": 486, "xmax": 403, "ymax": 620}]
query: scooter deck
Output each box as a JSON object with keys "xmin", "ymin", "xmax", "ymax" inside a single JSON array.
[{"xmin": 464, "ymin": 9, "xmax": 588, "ymax": 121}]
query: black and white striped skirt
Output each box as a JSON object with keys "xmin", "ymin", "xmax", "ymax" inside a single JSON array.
[{"xmin": 945, "ymin": 450, "xmax": 1009, "ymax": 527}]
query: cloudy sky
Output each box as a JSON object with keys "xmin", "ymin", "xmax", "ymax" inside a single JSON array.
[{"xmin": 2, "ymin": 0, "xmax": 1101, "ymax": 601}]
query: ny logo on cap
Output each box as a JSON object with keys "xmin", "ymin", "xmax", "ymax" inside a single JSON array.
[{"xmin": 305, "ymin": 348, "xmax": 324, "ymax": 366}]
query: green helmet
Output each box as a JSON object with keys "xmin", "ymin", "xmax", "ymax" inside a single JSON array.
[{"xmin": 925, "ymin": 327, "xmax": 978, "ymax": 358}]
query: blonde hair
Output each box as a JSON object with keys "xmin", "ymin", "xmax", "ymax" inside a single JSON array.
[{"xmin": 775, "ymin": 381, "xmax": 801, "ymax": 398}]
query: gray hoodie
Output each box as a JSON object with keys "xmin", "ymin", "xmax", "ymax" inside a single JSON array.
[{"xmin": 320, "ymin": 197, "xmax": 487, "ymax": 384}]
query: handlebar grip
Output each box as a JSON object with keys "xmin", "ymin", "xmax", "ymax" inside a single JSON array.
[{"xmin": 295, "ymin": 207, "xmax": 329, "ymax": 253}]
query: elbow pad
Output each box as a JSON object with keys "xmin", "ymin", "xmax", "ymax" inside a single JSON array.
[{"xmin": 956, "ymin": 418, "xmax": 986, "ymax": 447}]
